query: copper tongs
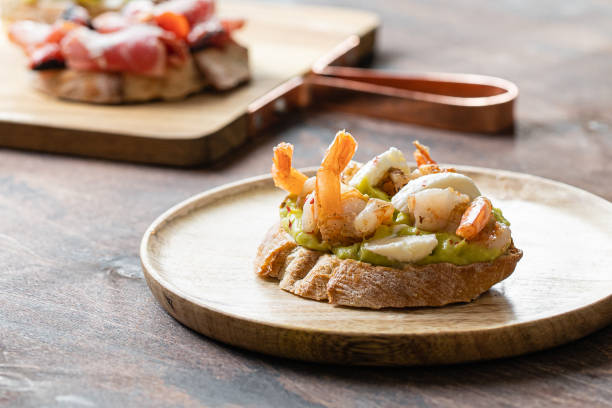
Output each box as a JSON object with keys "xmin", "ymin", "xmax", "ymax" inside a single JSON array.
[{"xmin": 248, "ymin": 36, "xmax": 518, "ymax": 135}]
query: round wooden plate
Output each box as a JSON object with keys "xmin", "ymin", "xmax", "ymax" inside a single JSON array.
[{"xmin": 140, "ymin": 167, "xmax": 612, "ymax": 365}]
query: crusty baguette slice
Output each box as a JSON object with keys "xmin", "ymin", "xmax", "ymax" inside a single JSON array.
[
  {"xmin": 123, "ymin": 56, "xmax": 207, "ymax": 103},
  {"xmin": 34, "ymin": 57, "xmax": 206, "ymax": 104},
  {"xmin": 31, "ymin": 44, "xmax": 248, "ymax": 104},
  {"xmin": 34, "ymin": 69, "xmax": 123, "ymax": 104},
  {"xmin": 254, "ymin": 224, "xmax": 523, "ymax": 309}
]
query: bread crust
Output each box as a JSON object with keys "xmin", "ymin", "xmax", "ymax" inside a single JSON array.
[
  {"xmin": 255, "ymin": 224, "xmax": 523, "ymax": 309},
  {"xmin": 34, "ymin": 69, "xmax": 123, "ymax": 104},
  {"xmin": 32, "ymin": 43, "xmax": 249, "ymax": 104}
]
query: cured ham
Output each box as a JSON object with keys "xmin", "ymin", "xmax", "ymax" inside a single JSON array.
[
  {"xmin": 93, "ymin": 0, "xmax": 214, "ymax": 34},
  {"xmin": 29, "ymin": 43, "xmax": 64, "ymax": 70},
  {"xmin": 61, "ymin": 25, "xmax": 189, "ymax": 76},
  {"xmin": 9, "ymin": 20, "xmax": 82, "ymax": 68},
  {"xmin": 7, "ymin": 0, "xmax": 249, "ymax": 103}
]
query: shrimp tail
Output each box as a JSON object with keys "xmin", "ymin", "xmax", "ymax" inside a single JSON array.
[
  {"xmin": 413, "ymin": 140, "xmax": 437, "ymax": 167},
  {"xmin": 315, "ymin": 131, "xmax": 358, "ymax": 242},
  {"xmin": 320, "ymin": 130, "xmax": 358, "ymax": 173},
  {"xmin": 272, "ymin": 142, "xmax": 308, "ymax": 195},
  {"xmin": 456, "ymin": 196, "xmax": 493, "ymax": 240}
]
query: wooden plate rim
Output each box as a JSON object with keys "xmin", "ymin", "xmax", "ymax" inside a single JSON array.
[{"xmin": 140, "ymin": 166, "xmax": 612, "ymax": 339}]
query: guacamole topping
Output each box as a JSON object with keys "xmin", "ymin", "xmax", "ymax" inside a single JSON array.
[
  {"xmin": 280, "ymin": 196, "xmax": 511, "ymax": 267},
  {"xmin": 353, "ymin": 177, "xmax": 390, "ymax": 201},
  {"xmin": 279, "ymin": 197, "xmax": 330, "ymax": 252}
]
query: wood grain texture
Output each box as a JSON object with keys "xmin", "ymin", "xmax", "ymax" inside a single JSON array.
[
  {"xmin": 140, "ymin": 169, "xmax": 611, "ymax": 365},
  {"xmin": 0, "ymin": 1, "xmax": 378, "ymax": 165},
  {"xmin": 1, "ymin": 0, "xmax": 612, "ymax": 406}
]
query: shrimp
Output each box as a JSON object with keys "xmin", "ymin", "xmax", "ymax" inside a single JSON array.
[
  {"xmin": 354, "ymin": 198, "xmax": 394, "ymax": 236},
  {"xmin": 411, "ymin": 141, "xmax": 455, "ymax": 177},
  {"xmin": 275, "ymin": 131, "xmax": 392, "ymax": 244},
  {"xmin": 271, "ymin": 142, "xmax": 308, "ymax": 196},
  {"xmin": 472, "ymin": 221, "xmax": 512, "ymax": 251},
  {"xmin": 339, "ymin": 187, "xmax": 369, "ymax": 239},
  {"xmin": 456, "ymin": 196, "xmax": 493, "ymax": 240},
  {"xmin": 413, "ymin": 140, "xmax": 436, "ymax": 167},
  {"xmin": 304, "ymin": 182, "xmax": 381, "ymax": 240},
  {"xmin": 315, "ymin": 131, "xmax": 358, "ymax": 243},
  {"xmin": 409, "ymin": 188, "xmax": 470, "ymax": 232},
  {"xmin": 386, "ymin": 168, "xmax": 411, "ymax": 194}
]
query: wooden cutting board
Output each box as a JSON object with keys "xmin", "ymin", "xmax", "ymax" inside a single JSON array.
[
  {"xmin": 140, "ymin": 167, "xmax": 612, "ymax": 365},
  {"xmin": 0, "ymin": 2, "xmax": 378, "ymax": 165}
]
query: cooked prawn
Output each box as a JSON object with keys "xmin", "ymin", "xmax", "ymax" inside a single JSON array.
[
  {"xmin": 272, "ymin": 142, "xmax": 308, "ymax": 195},
  {"xmin": 275, "ymin": 132, "xmax": 397, "ymax": 244},
  {"xmin": 315, "ymin": 131, "xmax": 358, "ymax": 242},
  {"xmin": 413, "ymin": 140, "xmax": 436, "ymax": 167},
  {"xmin": 409, "ymin": 188, "xmax": 470, "ymax": 232},
  {"xmin": 472, "ymin": 221, "xmax": 511, "ymax": 251},
  {"xmin": 339, "ymin": 187, "xmax": 369, "ymax": 239},
  {"xmin": 386, "ymin": 168, "xmax": 411, "ymax": 194},
  {"xmin": 305, "ymin": 182, "xmax": 391, "ymax": 241},
  {"xmin": 456, "ymin": 196, "xmax": 493, "ymax": 240},
  {"xmin": 411, "ymin": 141, "xmax": 455, "ymax": 177},
  {"xmin": 354, "ymin": 198, "xmax": 394, "ymax": 236}
]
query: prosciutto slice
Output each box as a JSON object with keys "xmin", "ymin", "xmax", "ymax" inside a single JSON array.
[
  {"xmin": 9, "ymin": 21, "xmax": 78, "ymax": 68},
  {"xmin": 61, "ymin": 25, "xmax": 187, "ymax": 76},
  {"xmin": 93, "ymin": 0, "xmax": 214, "ymax": 33},
  {"xmin": 8, "ymin": 0, "xmax": 248, "ymax": 93}
]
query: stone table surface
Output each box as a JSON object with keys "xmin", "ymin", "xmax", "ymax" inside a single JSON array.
[{"xmin": 1, "ymin": 0, "xmax": 611, "ymax": 407}]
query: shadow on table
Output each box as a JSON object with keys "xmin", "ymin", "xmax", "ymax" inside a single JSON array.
[{"xmin": 215, "ymin": 323, "xmax": 611, "ymax": 386}]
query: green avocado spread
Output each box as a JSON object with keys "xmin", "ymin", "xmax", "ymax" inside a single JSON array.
[
  {"xmin": 353, "ymin": 177, "xmax": 390, "ymax": 201},
  {"xmin": 279, "ymin": 196, "xmax": 510, "ymax": 267}
]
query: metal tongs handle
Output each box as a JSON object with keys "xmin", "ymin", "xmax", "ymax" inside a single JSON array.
[
  {"xmin": 248, "ymin": 36, "xmax": 518, "ymax": 135},
  {"xmin": 308, "ymin": 66, "xmax": 517, "ymax": 133}
]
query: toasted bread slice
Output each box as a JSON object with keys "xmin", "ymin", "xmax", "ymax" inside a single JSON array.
[
  {"xmin": 123, "ymin": 56, "xmax": 207, "ymax": 103},
  {"xmin": 255, "ymin": 224, "xmax": 523, "ymax": 309},
  {"xmin": 31, "ymin": 45, "xmax": 248, "ymax": 104},
  {"xmin": 34, "ymin": 69, "xmax": 123, "ymax": 104}
]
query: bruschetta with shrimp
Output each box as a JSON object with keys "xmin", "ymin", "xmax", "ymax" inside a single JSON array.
[
  {"xmin": 254, "ymin": 131, "xmax": 522, "ymax": 309},
  {"xmin": 7, "ymin": 0, "xmax": 249, "ymax": 103}
]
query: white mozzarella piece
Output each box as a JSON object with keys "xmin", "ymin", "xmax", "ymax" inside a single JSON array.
[
  {"xmin": 363, "ymin": 234, "xmax": 438, "ymax": 263},
  {"xmin": 392, "ymin": 172, "xmax": 480, "ymax": 212}
]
